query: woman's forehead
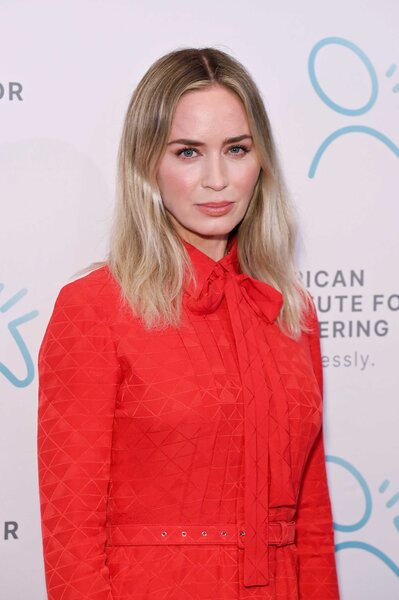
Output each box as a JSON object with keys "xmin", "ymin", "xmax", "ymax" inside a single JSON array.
[{"xmin": 169, "ymin": 87, "xmax": 250, "ymax": 138}]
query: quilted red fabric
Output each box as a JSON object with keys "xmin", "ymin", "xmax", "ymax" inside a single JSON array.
[{"xmin": 37, "ymin": 233, "xmax": 340, "ymax": 599}]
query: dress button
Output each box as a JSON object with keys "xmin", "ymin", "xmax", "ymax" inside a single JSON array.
[
  {"xmin": 220, "ymin": 530, "xmax": 227, "ymax": 536},
  {"xmin": 161, "ymin": 531, "xmax": 167, "ymax": 537},
  {"xmin": 181, "ymin": 531, "xmax": 187, "ymax": 537},
  {"xmin": 201, "ymin": 531, "xmax": 207, "ymax": 536}
]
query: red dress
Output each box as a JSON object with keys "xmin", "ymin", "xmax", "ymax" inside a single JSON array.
[{"xmin": 37, "ymin": 234, "xmax": 339, "ymax": 599}]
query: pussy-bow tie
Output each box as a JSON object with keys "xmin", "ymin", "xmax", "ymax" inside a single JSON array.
[
  {"xmin": 185, "ymin": 260, "xmax": 283, "ymax": 322},
  {"xmin": 183, "ymin": 238, "xmax": 293, "ymax": 589}
]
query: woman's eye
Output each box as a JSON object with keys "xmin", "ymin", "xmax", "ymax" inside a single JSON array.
[
  {"xmin": 176, "ymin": 144, "xmax": 250, "ymax": 159},
  {"xmin": 229, "ymin": 145, "xmax": 249, "ymax": 155},
  {"xmin": 177, "ymin": 147, "xmax": 198, "ymax": 158}
]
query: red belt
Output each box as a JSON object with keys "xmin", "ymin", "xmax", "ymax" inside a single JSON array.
[{"xmin": 106, "ymin": 521, "xmax": 295, "ymax": 549}]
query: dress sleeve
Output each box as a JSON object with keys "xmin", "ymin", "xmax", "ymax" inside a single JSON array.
[
  {"xmin": 37, "ymin": 280, "xmax": 121, "ymax": 600},
  {"xmin": 295, "ymin": 301, "xmax": 340, "ymax": 599}
]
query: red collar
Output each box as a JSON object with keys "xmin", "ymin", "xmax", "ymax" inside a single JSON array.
[{"xmin": 181, "ymin": 233, "xmax": 240, "ymax": 289}]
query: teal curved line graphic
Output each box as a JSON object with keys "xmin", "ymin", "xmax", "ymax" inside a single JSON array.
[
  {"xmin": 308, "ymin": 37, "xmax": 378, "ymax": 115},
  {"xmin": 0, "ymin": 288, "xmax": 28, "ymax": 313},
  {"xmin": 326, "ymin": 454, "xmax": 372, "ymax": 531},
  {"xmin": 0, "ymin": 310, "xmax": 39, "ymax": 387},
  {"xmin": 335, "ymin": 541, "xmax": 399, "ymax": 578},
  {"xmin": 0, "ymin": 284, "xmax": 39, "ymax": 388},
  {"xmin": 308, "ymin": 126, "xmax": 399, "ymax": 178}
]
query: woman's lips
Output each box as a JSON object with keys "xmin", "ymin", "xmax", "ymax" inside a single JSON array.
[
  {"xmin": 200, "ymin": 201, "xmax": 232, "ymax": 207},
  {"xmin": 195, "ymin": 201, "xmax": 234, "ymax": 216}
]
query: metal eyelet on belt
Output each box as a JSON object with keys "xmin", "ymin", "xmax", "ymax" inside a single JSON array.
[
  {"xmin": 220, "ymin": 531, "xmax": 227, "ymax": 536},
  {"xmin": 201, "ymin": 531, "xmax": 207, "ymax": 536},
  {"xmin": 239, "ymin": 530, "xmax": 246, "ymax": 536},
  {"xmin": 161, "ymin": 531, "xmax": 167, "ymax": 537},
  {"xmin": 181, "ymin": 531, "xmax": 187, "ymax": 537}
]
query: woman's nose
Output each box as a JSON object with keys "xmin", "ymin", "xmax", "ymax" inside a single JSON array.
[{"xmin": 201, "ymin": 155, "xmax": 228, "ymax": 190}]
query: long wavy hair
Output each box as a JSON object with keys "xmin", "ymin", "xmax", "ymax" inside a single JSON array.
[{"xmin": 87, "ymin": 47, "xmax": 311, "ymax": 338}]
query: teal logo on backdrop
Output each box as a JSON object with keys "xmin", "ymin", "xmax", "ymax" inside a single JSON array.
[
  {"xmin": 308, "ymin": 36, "xmax": 399, "ymax": 177},
  {"xmin": 327, "ymin": 454, "xmax": 399, "ymax": 577},
  {"xmin": 0, "ymin": 283, "xmax": 38, "ymax": 387}
]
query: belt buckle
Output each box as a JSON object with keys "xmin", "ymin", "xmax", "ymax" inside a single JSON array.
[
  {"xmin": 268, "ymin": 520, "xmax": 295, "ymax": 547},
  {"xmin": 275, "ymin": 520, "xmax": 286, "ymax": 547},
  {"xmin": 277, "ymin": 520, "xmax": 295, "ymax": 546}
]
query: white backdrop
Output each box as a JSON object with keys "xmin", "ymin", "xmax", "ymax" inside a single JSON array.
[{"xmin": 1, "ymin": 1, "xmax": 398, "ymax": 598}]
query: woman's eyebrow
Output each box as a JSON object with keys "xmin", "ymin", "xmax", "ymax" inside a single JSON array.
[{"xmin": 167, "ymin": 134, "xmax": 253, "ymax": 146}]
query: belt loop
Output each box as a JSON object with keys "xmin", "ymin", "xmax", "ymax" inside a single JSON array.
[{"xmin": 275, "ymin": 520, "xmax": 285, "ymax": 547}]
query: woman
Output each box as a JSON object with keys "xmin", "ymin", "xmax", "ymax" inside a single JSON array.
[{"xmin": 37, "ymin": 47, "xmax": 340, "ymax": 599}]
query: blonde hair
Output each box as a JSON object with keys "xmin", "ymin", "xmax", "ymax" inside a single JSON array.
[{"xmin": 89, "ymin": 47, "xmax": 311, "ymax": 338}]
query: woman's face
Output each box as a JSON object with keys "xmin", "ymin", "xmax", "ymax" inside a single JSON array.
[{"xmin": 156, "ymin": 85, "xmax": 261, "ymax": 251}]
